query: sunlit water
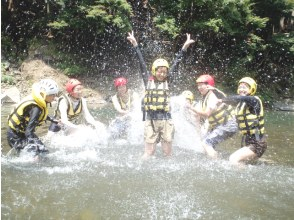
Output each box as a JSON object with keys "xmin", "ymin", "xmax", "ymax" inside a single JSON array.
[{"xmin": 1, "ymin": 98, "xmax": 294, "ymax": 219}]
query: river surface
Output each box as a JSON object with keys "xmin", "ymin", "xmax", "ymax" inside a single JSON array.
[{"xmin": 1, "ymin": 99, "xmax": 294, "ymax": 219}]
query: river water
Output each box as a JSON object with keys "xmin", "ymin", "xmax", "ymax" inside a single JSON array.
[{"xmin": 1, "ymin": 99, "xmax": 294, "ymax": 219}]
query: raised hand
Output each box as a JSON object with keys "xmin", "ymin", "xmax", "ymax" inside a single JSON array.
[
  {"xmin": 182, "ymin": 33, "xmax": 195, "ymax": 50},
  {"xmin": 127, "ymin": 31, "xmax": 138, "ymax": 47}
]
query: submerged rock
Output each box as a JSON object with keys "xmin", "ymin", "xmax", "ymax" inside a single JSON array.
[{"xmin": 273, "ymin": 99, "xmax": 294, "ymax": 112}]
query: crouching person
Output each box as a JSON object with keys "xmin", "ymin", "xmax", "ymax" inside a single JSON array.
[
  {"xmin": 221, "ymin": 77, "xmax": 267, "ymax": 165},
  {"xmin": 48, "ymin": 78, "xmax": 105, "ymax": 135},
  {"xmin": 7, "ymin": 79, "xmax": 59, "ymax": 158}
]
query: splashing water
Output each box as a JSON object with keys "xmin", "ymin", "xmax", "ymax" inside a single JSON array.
[
  {"xmin": 171, "ymin": 95, "xmax": 204, "ymax": 152},
  {"xmin": 1, "ymin": 100, "xmax": 294, "ymax": 219}
]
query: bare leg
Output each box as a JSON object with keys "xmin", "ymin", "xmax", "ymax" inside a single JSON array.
[
  {"xmin": 141, "ymin": 142, "xmax": 156, "ymax": 160},
  {"xmin": 161, "ymin": 141, "xmax": 172, "ymax": 157},
  {"xmin": 229, "ymin": 147, "xmax": 257, "ymax": 165}
]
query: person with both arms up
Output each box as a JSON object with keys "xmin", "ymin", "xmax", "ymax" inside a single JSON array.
[{"xmin": 127, "ymin": 31, "xmax": 195, "ymax": 159}]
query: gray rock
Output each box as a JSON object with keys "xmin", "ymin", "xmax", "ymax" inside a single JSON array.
[
  {"xmin": 273, "ymin": 100, "xmax": 294, "ymax": 111},
  {"xmin": 1, "ymin": 87, "xmax": 21, "ymax": 104}
]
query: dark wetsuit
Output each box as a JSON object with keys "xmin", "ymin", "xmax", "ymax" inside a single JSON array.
[{"xmin": 7, "ymin": 105, "xmax": 48, "ymax": 155}]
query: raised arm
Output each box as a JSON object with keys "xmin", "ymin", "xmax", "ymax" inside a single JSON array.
[
  {"xmin": 127, "ymin": 31, "xmax": 149, "ymax": 87},
  {"xmin": 127, "ymin": 31, "xmax": 138, "ymax": 47},
  {"xmin": 182, "ymin": 33, "xmax": 195, "ymax": 51},
  {"xmin": 223, "ymin": 95, "xmax": 260, "ymax": 107},
  {"xmin": 169, "ymin": 33, "xmax": 195, "ymax": 81}
]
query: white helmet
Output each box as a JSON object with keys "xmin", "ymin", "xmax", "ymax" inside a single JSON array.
[{"xmin": 38, "ymin": 79, "xmax": 59, "ymax": 95}]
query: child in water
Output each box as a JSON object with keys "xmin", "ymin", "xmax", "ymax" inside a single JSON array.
[
  {"xmin": 127, "ymin": 31, "xmax": 195, "ymax": 159},
  {"xmin": 220, "ymin": 77, "xmax": 267, "ymax": 164},
  {"xmin": 48, "ymin": 78, "xmax": 105, "ymax": 135},
  {"xmin": 109, "ymin": 77, "xmax": 140, "ymax": 139},
  {"xmin": 7, "ymin": 79, "xmax": 59, "ymax": 157}
]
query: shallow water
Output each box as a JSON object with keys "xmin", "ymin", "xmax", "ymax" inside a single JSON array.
[{"xmin": 1, "ymin": 101, "xmax": 294, "ymax": 219}]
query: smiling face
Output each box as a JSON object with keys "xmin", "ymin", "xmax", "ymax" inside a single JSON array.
[
  {"xmin": 197, "ymin": 82, "xmax": 209, "ymax": 95},
  {"xmin": 155, "ymin": 66, "xmax": 168, "ymax": 81},
  {"xmin": 71, "ymin": 84, "xmax": 83, "ymax": 99},
  {"xmin": 238, "ymin": 82, "xmax": 250, "ymax": 96}
]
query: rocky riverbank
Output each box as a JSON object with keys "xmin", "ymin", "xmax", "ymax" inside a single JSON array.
[{"xmin": 1, "ymin": 59, "xmax": 109, "ymax": 106}]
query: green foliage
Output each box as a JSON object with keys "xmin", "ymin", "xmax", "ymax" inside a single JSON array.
[
  {"xmin": 48, "ymin": 0, "xmax": 133, "ymax": 33},
  {"xmin": 246, "ymin": 33, "xmax": 268, "ymax": 52},
  {"xmin": 1, "ymin": 0, "xmax": 293, "ymax": 97},
  {"xmin": 54, "ymin": 55, "xmax": 90, "ymax": 76},
  {"xmin": 62, "ymin": 65, "xmax": 85, "ymax": 76},
  {"xmin": 203, "ymin": 19, "xmax": 224, "ymax": 32},
  {"xmin": 48, "ymin": 20, "xmax": 69, "ymax": 29},
  {"xmin": 1, "ymin": 74, "xmax": 15, "ymax": 85},
  {"xmin": 272, "ymin": 32, "xmax": 294, "ymax": 56},
  {"xmin": 153, "ymin": 16, "xmax": 180, "ymax": 39}
]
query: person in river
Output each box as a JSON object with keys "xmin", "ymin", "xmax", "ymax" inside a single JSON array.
[
  {"xmin": 48, "ymin": 78, "xmax": 105, "ymax": 135},
  {"xmin": 219, "ymin": 77, "xmax": 267, "ymax": 164},
  {"xmin": 109, "ymin": 76, "xmax": 140, "ymax": 139},
  {"xmin": 189, "ymin": 74, "xmax": 238, "ymax": 158},
  {"xmin": 127, "ymin": 31, "xmax": 195, "ymax": 159},
  {"xmin": 7, "ymin": 79, "xmax": 59, "ymax": 157}
]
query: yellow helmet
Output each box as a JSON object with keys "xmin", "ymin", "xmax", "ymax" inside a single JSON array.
[
  {"xmin": 238, "ymin": 77, "xmax": 257, "ymax": 95},
  {"xmin": 182, "ymin": 90, "xmax": 194, "ymax": 102},
  {"xmin": 151, "ymin": 58, "xmax": 169, "ymax": 76}
]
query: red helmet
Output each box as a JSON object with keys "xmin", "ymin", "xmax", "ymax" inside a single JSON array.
[
  {"xmin": 66, "ymin": 79, "xmax": 82, "ymax": 93},
  {"xmin": 114, "ymin": 77, "xmax": 127, "ymax": 87},
  {"xmin": 196, "ymin": 74, "xmax": 215, "ymax": 86}
]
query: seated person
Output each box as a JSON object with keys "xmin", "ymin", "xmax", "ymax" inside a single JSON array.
[
  {"xmin": 49, "ymin": 78, "xmax": 105, "ymax": 135},
  {"xmin": 109, "ymin": 77, "xmax": 140, "ymax": 139}
]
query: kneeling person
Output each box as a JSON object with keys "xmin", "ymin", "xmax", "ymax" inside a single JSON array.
[
  {"xmin": 109, "ymin": 77, "xmax": 140, "ymax": 139},
  {"xmin": 221, "ymin": 77, "xmax": 267, "ymax": 164}
]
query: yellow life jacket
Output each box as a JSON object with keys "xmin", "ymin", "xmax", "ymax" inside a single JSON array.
[
  {"xmin": 202, "ymin": 89, "xmax": 234, "ymax": 130},
  {"xmin": 7, "ymin": 84, "xmax": 48, "ymax": 133},
  {"xmin": 143, "ymin": 79, "xmax": 170, "ymax": 112},
  {"xmin": 54, "ymin": 94, "xmax": 83, "ymax": 122},
  {"xmin": 236, "ymin": 96, "xmax": 265, "ymax": 136},
  {"xmin": 116, "ymin": 90, "xmax": 133, "ymax": 111}
]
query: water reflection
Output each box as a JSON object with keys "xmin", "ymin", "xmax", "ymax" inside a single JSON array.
[{"xmin": 1, "ymin": 102, "xmax": 294, "ymax": 219}]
